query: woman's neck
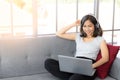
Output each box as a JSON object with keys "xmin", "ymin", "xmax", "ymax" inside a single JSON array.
[{"xmin": 86, "ymin": 36, "xmax": 93, "ymax": 39}]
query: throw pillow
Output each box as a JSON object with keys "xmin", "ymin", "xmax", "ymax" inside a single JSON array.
[{"xmin": 96, "ymin": 44, "xmax": 119, "ymax": 79}]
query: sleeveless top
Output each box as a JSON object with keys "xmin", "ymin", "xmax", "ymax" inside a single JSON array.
[{"xmin": 75, "ymin": 33, "xmax": 104, "ymax": 60}]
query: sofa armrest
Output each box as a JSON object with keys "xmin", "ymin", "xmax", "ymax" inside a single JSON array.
[{"xmin": 109, "ymin": 57, "xmax": 120, "ymax": 80}]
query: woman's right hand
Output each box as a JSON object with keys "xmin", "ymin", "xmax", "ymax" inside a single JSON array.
[
  {"xmin": 56, "ymin": 20, "xmax": 80, "ymax": 40},
  {"xmin": 75, "ymin": 19, "xmax": 81, "ymax": 26}
]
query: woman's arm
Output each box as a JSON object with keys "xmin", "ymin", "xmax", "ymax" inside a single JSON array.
[
  {"xmin": 56, "ymin": 20, "xmax": 80, "ymax": 40},
  {"xmin": 92, "ymin": 40, "xmax": 109, "ymax": 69}
]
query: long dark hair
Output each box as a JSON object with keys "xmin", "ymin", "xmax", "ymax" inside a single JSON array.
[{"xmin": 80, "ymin": 15, "xmax": 103, "ymax": 37}]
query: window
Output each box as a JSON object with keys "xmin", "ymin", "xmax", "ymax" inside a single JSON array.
[
  {"xmin": 57, "ymin": 0, "xmax": 77, "ymax": 32},
  {"xmin": 114, "ymin": 0, "xmax": 120, "ymax": 29},
  {"xmin": 114, "ymin": 31, "xmax": 120, "ymax": 45},
  {"xmin": 0, "ymin": 0, "xmax": 11, "ymax": 37},
  {"xmin": 98, "ymin": 0, "xmax": 120, "ymax": 45},
  {"xmin": 12, "ymin": 0, "xmax": 33, "ymax": 36},
  {"xmin": 99, "ymin": 0, "xmax": 113, "ymax": 30},
  {"xmin": 78, "ymin": 0, "xmax": 94, "ymax": 19},
  {"xmin": 103, "ymin": 31, "xmax": 112, "ymax": 44},
  {"xmin": 37, "ymin": 0, "xmax": 56, "ymax": 34},
  {"xmin": 0, "ymin": 0, "xmax": 119, "ymax": 46},
  {"xmin": 0, "ymin": 0, "xmax": 33, "ymax": 37}
]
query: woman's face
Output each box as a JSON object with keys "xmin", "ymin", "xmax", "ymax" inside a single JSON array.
[{"xmin": 82, "ymin": 20, "xmax": 95, "ymax": 37}]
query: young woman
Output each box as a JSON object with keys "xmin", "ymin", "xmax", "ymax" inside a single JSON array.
[{"xmin": 44, "ymin": 14, "xmax": 109, "ymax": 80}]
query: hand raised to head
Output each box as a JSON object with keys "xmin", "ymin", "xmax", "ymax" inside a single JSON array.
[{"xmin": 75, "ymin": 20, "xmax": 81, "ymax": 26}]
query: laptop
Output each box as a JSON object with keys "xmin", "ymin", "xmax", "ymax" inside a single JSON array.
[{"xmin": 58, "ymin": 55, "xmax": 96, "ymax": 76}]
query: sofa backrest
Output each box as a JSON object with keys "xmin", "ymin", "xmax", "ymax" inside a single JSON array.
[{"xmin": 0, "ymin": 36, "xmax": 76, "ymax": 78}]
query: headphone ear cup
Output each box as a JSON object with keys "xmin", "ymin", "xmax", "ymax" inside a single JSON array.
[{"xmin": 95, "ymin": 22, "xmax": 100, "ymax": 28}]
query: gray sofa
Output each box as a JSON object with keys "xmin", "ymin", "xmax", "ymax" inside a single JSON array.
[{"xmin": 0, "ymin": 36, "xmax": 120, "ymax": 80}]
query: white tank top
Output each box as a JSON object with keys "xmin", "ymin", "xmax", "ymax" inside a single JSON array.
[{"xmin": 75, "ymin": 33, "xmax": 104, "ymax": 60}]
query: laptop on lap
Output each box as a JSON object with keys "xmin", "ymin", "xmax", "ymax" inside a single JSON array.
[{"xmin": 58, "ymin": 55, "xmax": 96, "ymax": 76}]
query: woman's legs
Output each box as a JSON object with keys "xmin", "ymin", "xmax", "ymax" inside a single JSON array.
[
  {"xmin": 69, "ymin": 73, "xmax": 97, "ymax": 80},
  {"xmin": 44, "ymin": 58, "xmax": 72, "ymax": 80}
]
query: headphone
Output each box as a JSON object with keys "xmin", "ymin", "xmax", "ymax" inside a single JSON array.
[
  {"xmin": 89, "ymin": 14, "xmax": 100, "ymax": 28},
  {"xmin": 96, "ymin": 22, "xmax": 100, "ymax": 28}
]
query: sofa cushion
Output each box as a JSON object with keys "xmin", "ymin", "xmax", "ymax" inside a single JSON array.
[
  {"xmin": 95, "ymin": 76, "xmax": 116, "ymax": 80},
  {"xmin": 0, "ymin": 73, "xmax": 60, "ymax": 80},
  {"xmin": 50, "ymin": 37, "xmax": 76, "ymax": 60},
  {"xmin": 109, "ymin": 57, "xmax": 120, "ymax": 80},
  {"xmin": 96, "ymin": 44, "xmax": 119, "ymax": 79}
]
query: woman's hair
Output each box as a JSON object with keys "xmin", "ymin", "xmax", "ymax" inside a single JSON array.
[{"xmin": 80, "ymin": 14, "xmax": 103, "ymax": 37}]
